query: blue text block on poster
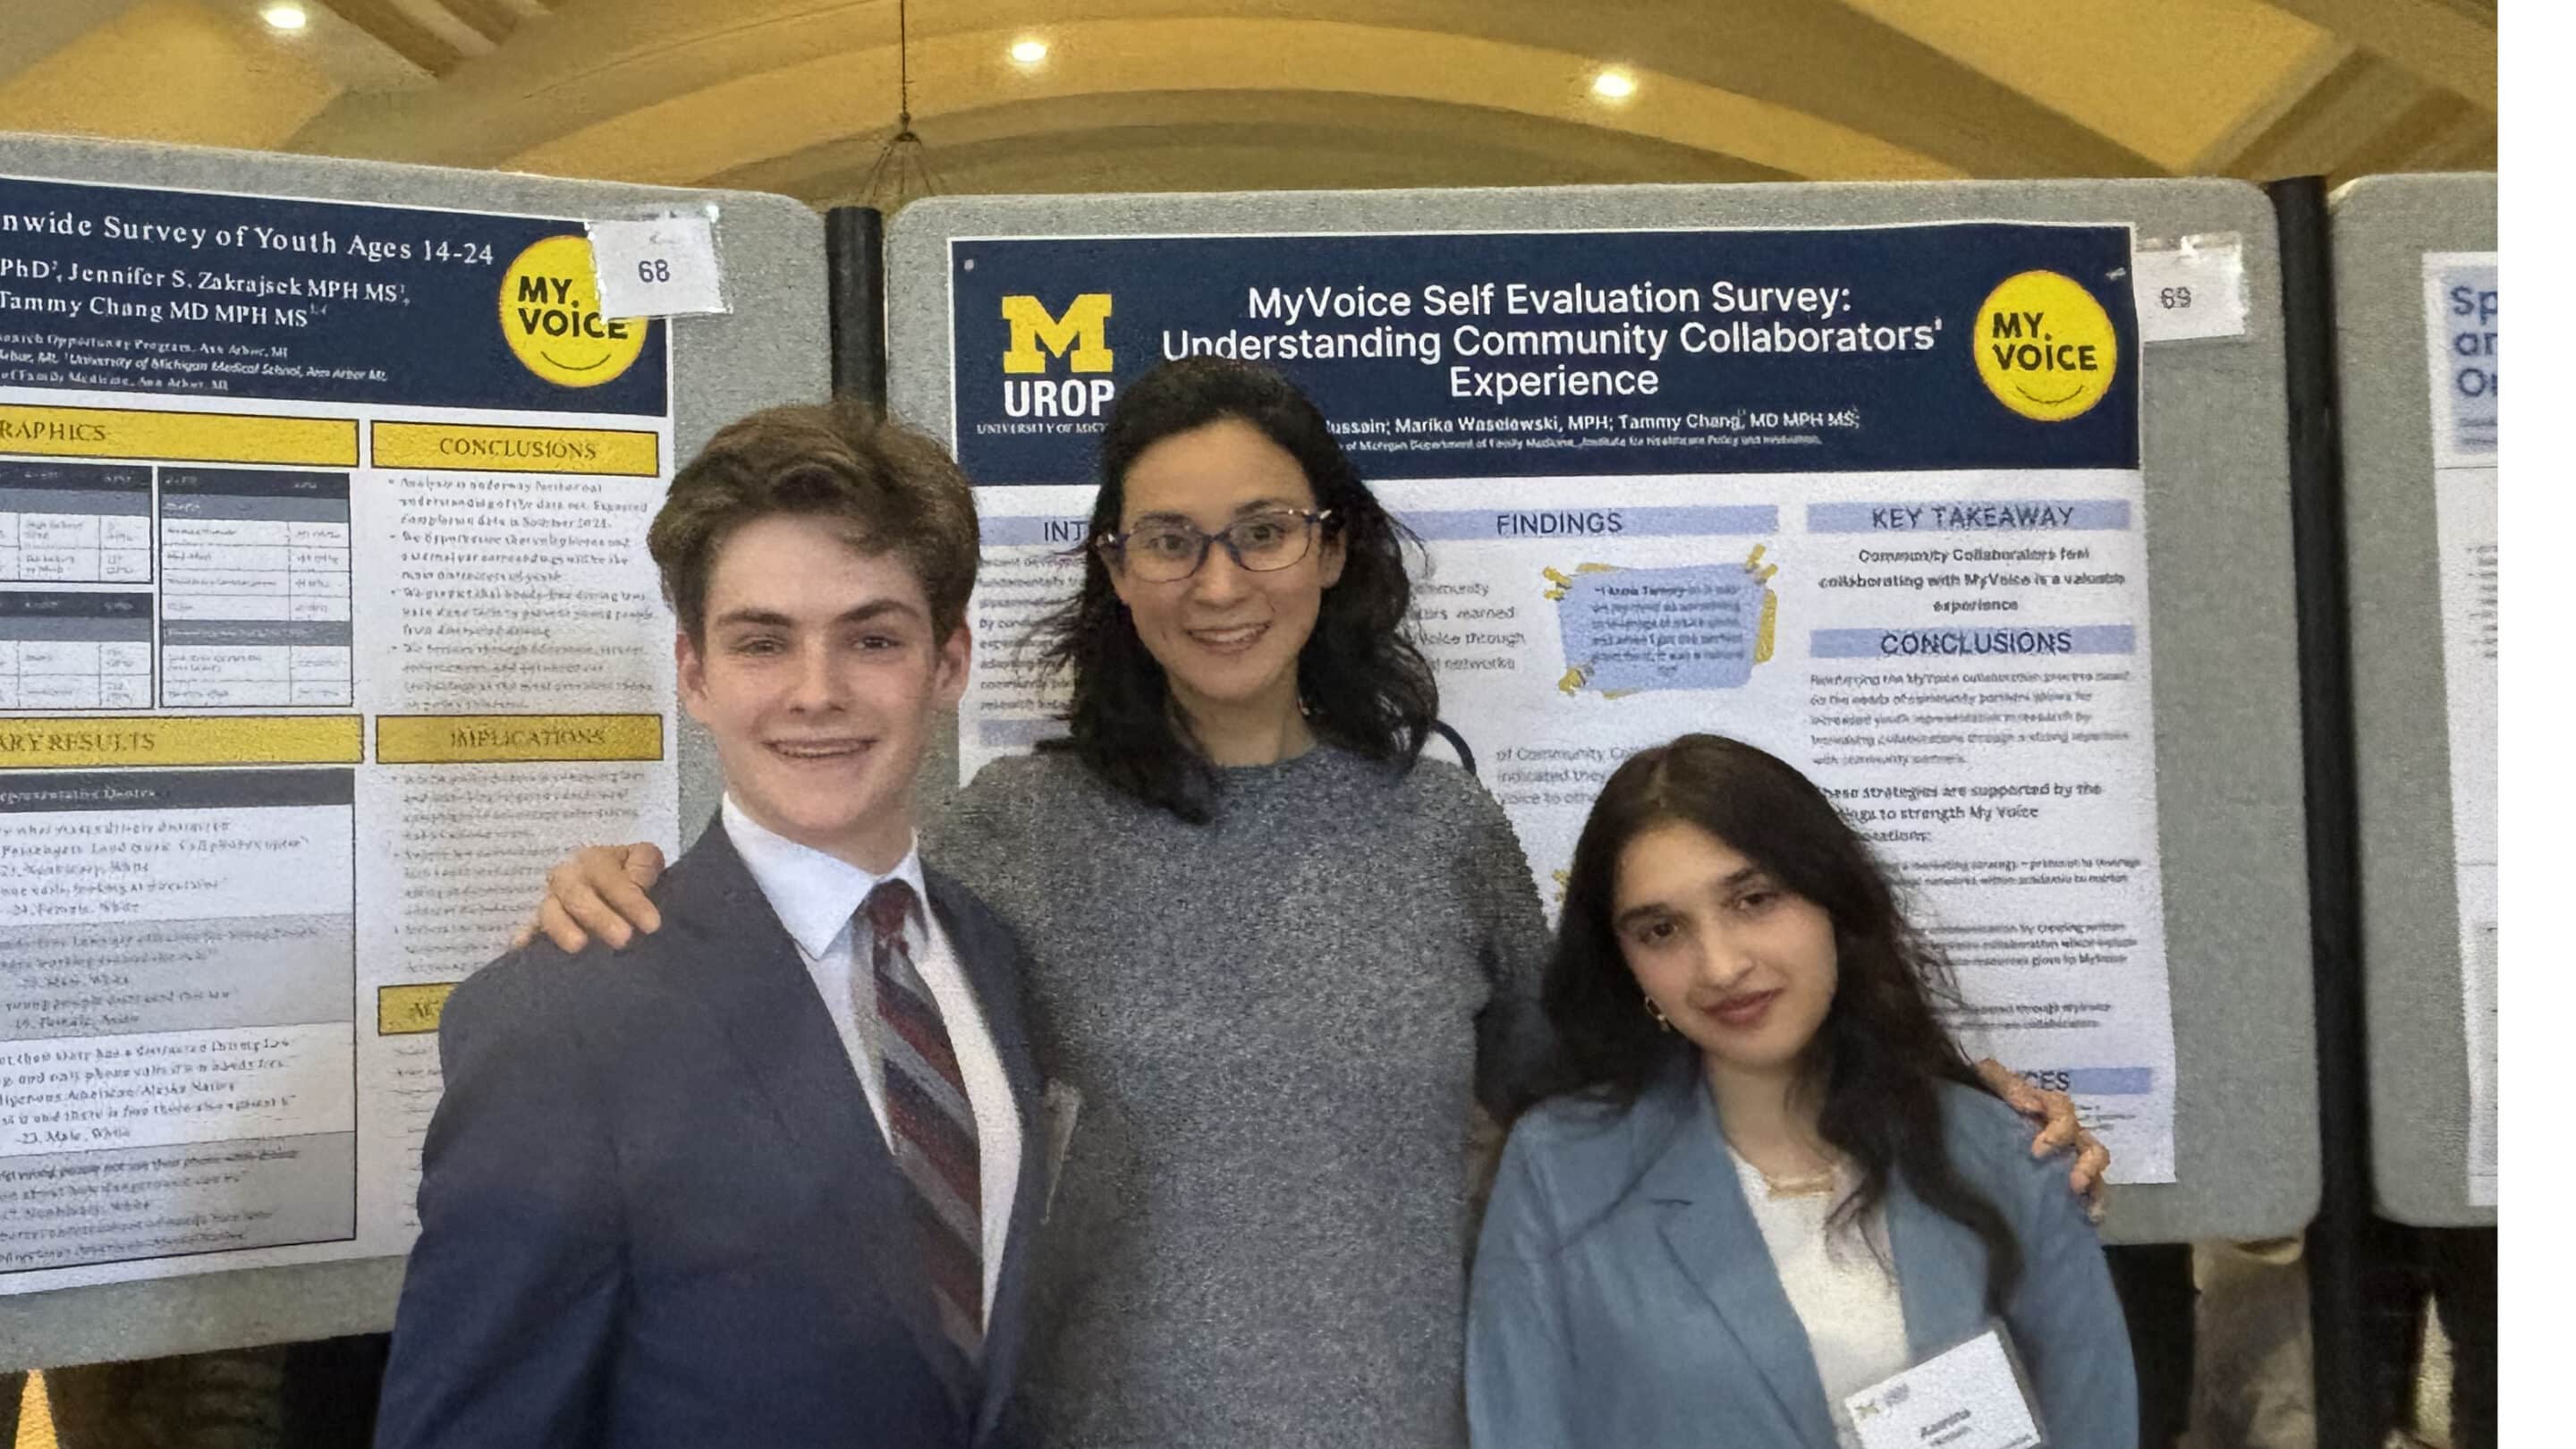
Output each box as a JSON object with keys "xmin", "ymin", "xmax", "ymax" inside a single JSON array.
[{"xmin": 1555, "ymin": 562, "xmax": 1771, "ymax": 695}]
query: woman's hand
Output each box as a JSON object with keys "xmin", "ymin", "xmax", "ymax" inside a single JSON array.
[
  {"xmin": 510, "ymin": 843, "xmax": 670, "ymax": 952},
  {"xmin": 1975, "ymin": 1057, "xmax": 2111, "ymax": 1222}
]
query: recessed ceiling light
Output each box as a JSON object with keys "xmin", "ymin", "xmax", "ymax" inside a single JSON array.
[
  {"xmin": 1010, "ymin": 38, "xmax": 1049, "ymax": 66},
  {"xmin": 260, "ymin": 3, "xmax": 309, "ymax": 30},
  {"xmin": 1591, "ymin": 69, "xmax": 1637, "ymax": 100}
]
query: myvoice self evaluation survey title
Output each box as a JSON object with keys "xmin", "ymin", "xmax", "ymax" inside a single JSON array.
[{"xmin": 1156, "ymin": 278, "xmax": 1949, "ymax": 404}]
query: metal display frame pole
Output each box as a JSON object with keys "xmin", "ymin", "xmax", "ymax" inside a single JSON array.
[{"xmin": 2272, "ymin": 173, "xmax": 2377, "ymax": 1449}]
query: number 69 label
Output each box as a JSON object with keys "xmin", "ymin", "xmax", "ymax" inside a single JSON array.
[{"xmin": 2132, "ymin": 237, "xmax": 2245, "ymax": 343}]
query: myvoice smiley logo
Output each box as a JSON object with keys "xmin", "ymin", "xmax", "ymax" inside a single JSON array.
[
  {"xmin": 1972, "ymin": 270, "xmax": 2117, "ymax": 422},
  {"xmin": 498, "ymin": 235, "xmax": 647, "ymax": 387}
]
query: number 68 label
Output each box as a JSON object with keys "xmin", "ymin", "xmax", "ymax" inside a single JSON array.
[{"xmin": 588, "ymin": 212, "xmax": 731, "ymax": 319}]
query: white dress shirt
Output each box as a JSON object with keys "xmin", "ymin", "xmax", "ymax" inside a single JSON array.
[
  {"xmin": 722, "ymin": 796, "xmax": 1023, "ymax": 1320},
  {"xmin": 1728, "ymin": 1148, "xmax": 1911, "ymax": 1449}
]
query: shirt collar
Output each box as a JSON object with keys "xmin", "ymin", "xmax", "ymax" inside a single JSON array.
[{"xmin": 720, "ymin": 794, "xmax": 928, "ymax": 959}]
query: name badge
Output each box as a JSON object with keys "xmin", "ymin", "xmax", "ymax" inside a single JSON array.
[{"xmin": 1843, "ymin": 1325, "xmax": 2043, "ymax": 1449}]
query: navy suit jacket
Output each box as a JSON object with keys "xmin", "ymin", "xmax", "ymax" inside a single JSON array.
[
  {"xmin": 1469, "ymin": 1070, "xmax": 2136, "ymax": 1449},
  {"xmin": 376, "ymin": 818, "xmax": 1049, "ymax": 1449}
]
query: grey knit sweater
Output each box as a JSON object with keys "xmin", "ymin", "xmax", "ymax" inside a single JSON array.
[{"xmin": 928, "ymin": 745, "xmax": 1554, "ymax": 1448}]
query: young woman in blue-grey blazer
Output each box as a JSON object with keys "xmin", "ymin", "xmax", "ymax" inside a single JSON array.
[{"xmin": 1469, "ymin": 733, "xmax": 2136, "ymax": 1449}]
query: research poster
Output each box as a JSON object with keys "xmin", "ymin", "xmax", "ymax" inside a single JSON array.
[
  {"xmin": 946, "ymin": 223, "xmax": 2180, "ymax": 1181},
  {"xmin": 2421, "ymin": 251, "xmax": 2497, "ymax": 1207},
  {"xmin": 0, "ymin": 174, "xmax": 679, "ymax": 1290}
]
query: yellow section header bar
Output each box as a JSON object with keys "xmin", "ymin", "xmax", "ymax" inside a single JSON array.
[
  {"xmin": 0, "ymin": 404, "xmax": 357, "ymax": 466},
  {"xmin": 0, "ymin": 716, "xmax": 361, "ymax": 768},
  {"xmin": 378, "ymin": 983, "xmax": 456, "ymax": 1037},
  {"xmin": 373, "ymin": 421, "xmax": 661, "ymax": 478},
  {"xmin": 376, "ymin": 713, "xmax": 665, "ymax": 765}
]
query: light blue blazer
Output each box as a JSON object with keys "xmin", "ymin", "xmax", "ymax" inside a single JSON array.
[{"xmin": 1469, "ymin": 1070, "xmax": 2136, "ymax": 1449}]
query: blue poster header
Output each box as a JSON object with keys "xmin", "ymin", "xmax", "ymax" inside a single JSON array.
[
  {"xmin": 0, "ymin": 173, "xmax": 666, "ymax": 416},
  {"xmin": 950, "ymin": 222, "xmax": 2139, "ymax": 484}
]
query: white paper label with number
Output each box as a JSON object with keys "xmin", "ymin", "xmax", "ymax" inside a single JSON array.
[
  {"xmin": 2132, "ymin": 236, "xmax": 2247, "ymax": 342},
  {"xmin": 589, "ymin": 212, "xmax": 730, "ymax": 318},
  {"xmin": 1843, "ymin": 1327, "xmax": 2042, "ymax": 1449}
]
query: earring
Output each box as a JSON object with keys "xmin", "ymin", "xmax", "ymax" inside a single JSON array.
[{"xmin": 1646, "ymin": 999, "xmax": 1674, "ymax": 1032}]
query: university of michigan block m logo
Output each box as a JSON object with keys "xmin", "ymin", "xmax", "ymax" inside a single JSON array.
[{"xmin": 1002, "ymin": 293, "xmax": 1114, "ymax": 374}]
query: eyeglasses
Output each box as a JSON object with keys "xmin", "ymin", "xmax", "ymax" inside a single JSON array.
[{"xmin": 1096, "ymin": 508, "xmax": 1335, "ymax": 583}]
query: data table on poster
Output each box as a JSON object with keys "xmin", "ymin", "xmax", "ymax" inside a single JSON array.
[
  {"xmin": 0, "ymin": 462, "xmax": 152, "ymax": 585},
  {"xmin": 0, "ymin": 591, "xmax": 152, "ymax": 710},
  {"xmin": 159, "ymin": 469, "xmax": 352, "ymax": 708},
  {"xmin": 0, "ymin": 760, "xmax": 363, "ymax": 1276}
]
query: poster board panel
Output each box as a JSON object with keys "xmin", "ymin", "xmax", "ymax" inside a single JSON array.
[
  {"xmin": 2330, "ymin": 171, "xmax": 2498, "ymax": 1228},
  {"xmin": 886, "ymin": 180, "xmax": 2318, "ymax": 1245},
  {"xmin": 0, "ymin": 132, "xmax": 825, "ymax": 1371}
]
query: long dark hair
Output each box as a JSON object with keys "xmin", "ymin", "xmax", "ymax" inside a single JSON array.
[
  {"xmin": 1524, "ymin": 733, "xmax": 2024, "ymax": 1311},
  {"xmin": 1036, "ymin": 357, "xmax": 1436, "ymax": 822}
]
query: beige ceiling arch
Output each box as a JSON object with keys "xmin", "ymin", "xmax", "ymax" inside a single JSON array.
[
  {"xmin": 2255, "ymin": 0, "xmax": 2496, "ymax": 105},
  {"xmin": 485, "ymin": 20, "xmax": 1964, "ymax": 188},
  {"xmin": 0, "ymin": 0, "xmax": 339, "ymax": 148},
  {"xmin": 703, "ymin": 90, "xmax": 1799, "ymax": 202},
  {"xmin": 284, "ymin": 0, "xmax": 2168, "ymax": 181},
  {"xmin": 1833, "ymin": 0, "xmax": 2343, "ymax": 174},
  {"xmin": 0, "ymin": 1, "xmax": 2492, "ymax": 195}
]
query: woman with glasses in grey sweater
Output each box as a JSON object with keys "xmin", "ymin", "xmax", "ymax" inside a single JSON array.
[{"xmin": 522, "ymin": 357, "xmax": 2103, "ymax": 1447}]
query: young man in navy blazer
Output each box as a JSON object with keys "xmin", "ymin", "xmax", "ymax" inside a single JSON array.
[{"xmin": 376, "ymin": 402, "xmax": 1046, "ymax": 1449}]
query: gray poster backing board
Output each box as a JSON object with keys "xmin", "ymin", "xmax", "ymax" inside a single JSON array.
[
  {"xmin": 0, "ymin": 132, "xmax": 825, "ymax": 1372},
  {"xmin": 2329, "ymin": 171, "xmax": 2497, "ymax": 1228},
  {"xmin": 886, "ymin": 180, "xmax": 2320, "ymax": 1246}
]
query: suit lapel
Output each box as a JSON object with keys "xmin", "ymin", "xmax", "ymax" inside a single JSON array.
[
  {"xmin": 926, "ymin": 869, "xmax": 1046, "ymax": 1444},
  {"xmin": 1636, "ymin": 1076, "xmax": 1842, "ymax": 1449},
  {"xmin": 664, "ymin": 820, "xmax": 978, "ymax": 1413}
]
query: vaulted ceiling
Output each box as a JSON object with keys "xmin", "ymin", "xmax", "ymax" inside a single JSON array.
[{"xmin": 0, "ymin": 0, "xmax": 2497, "ymax": 206}]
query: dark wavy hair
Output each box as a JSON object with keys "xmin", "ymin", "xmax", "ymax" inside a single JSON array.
[
  {"xmin": 1035, "ymin": 357, "xmax": 1436, "ymax": 822},
  {"xmin": 1522, "ymin": 733, "xmax": 2023, "ymax": 1311}
]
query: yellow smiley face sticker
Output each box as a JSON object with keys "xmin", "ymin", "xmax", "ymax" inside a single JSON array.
[
  {"xmin": 498, "ymin": 234, "xmax": 648, "ymax": 388},
  {"xmin": 1972, "ymin": 270, "xmax": 2118, "ymax": 422}
]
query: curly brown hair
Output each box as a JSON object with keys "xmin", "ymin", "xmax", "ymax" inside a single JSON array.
[{"xmin": 648, "ymin": 397, "xmax": 979, "ymax": 643}]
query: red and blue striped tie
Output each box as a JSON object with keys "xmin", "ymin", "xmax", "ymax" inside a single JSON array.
[{"xmin": 864, "ymin": 878, "xmax": 983, "ymax": 1360}]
